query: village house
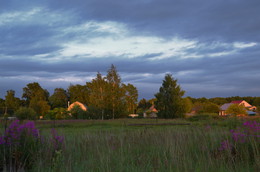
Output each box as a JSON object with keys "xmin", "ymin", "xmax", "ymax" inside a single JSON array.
[
  {"xmin": 219, "ymin": 100, "xmax": 256, "ymax": 116},
  {"xmin": 68, "ymin": 101, "xmax": 87, "ymax": 111},
  {"xmin": 143, "ymin": 105, "xmax": 158, "ymax": 118}
]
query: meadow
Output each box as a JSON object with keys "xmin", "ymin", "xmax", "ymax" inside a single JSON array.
[{"xmin": 1, "ymin": 117, "xmax": 260, "ymax": 172}]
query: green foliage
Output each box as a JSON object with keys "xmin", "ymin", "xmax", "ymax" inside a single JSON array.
[
  {"xmin": 183, "ymin": 97, "xmax": 193, "ymax": 113},
  {"xmin": 22, "ymin": 82, "xmax": 50, "ymax": 117},
  {"xmin": 68, "ymin": 84, "xmax": 89, "ymax": 105},
  {"xmin": 45, "ymin": 108, "xmax": 70, "ymax": 120},
  {"xmin": 122, "ymin": 83, "xmax": 138, "ymax": 114},
  {"xmin": 15, "ymin": 107, "xmax": 37, "ymax": 120},
  {"xmin": 155, "ymin": 74, "xmax": 185, "ymax": 118},
  {"xmin": 5, "ymin": 90, "xmax": 20, "ymax": 115},
  {"xmin": 22, "ymin": 82, "xmax": 49, "ymax": 104},
  {"xmin": 0, "ymin": 98, "xmax": 5, "ymax": 115},
  {"xmin": 86, "ymin": 72, "xmax": 108, "ymax": 120},
  {"xmin": 70, "ymin": 105, "xmax": 87, "ymax": 119},
  {"xmin": 49, "ymin": 88, "xmax": 68, "ymax": 108},
  {"xmin": 29, "ymin": 98, "xmax": 50, "ymax": 117},
  {"xmin": 192, "ymin": 102, "xmax": 219, "ymax": 114},
  {"xmin": 137, "ymin": 98, "xmax": 152, "ymax": 113},
  {"xmin": 187, "ymin": 113, "xmax": 219, "ymax": 121},
  {"xmin": 106, "ymin": 64, "xmax": 126, "ymax": 119},
  {"xmin": 0, "ymin": 121, "xmax": 65, "ymax": 171},
  {"xmin": 29, "ymin": 119, "xmax": 260, "ymax": 172},
  {"xmin": 226, "ymin": 104, "xmax": 247, "ymax": 116}
]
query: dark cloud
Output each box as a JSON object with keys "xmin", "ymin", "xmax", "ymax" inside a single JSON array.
[{"xmin": 0, "ymin": 0, "xmax": 260, "ymax": 99}]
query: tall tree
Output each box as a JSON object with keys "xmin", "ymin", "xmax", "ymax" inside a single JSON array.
[
  {"xmin": 106, "ymin": 64, "xmax": 124, "ymax": 119},
  {"xmin": 123, "ymin": 83, "xmax": 138, "ymax": 114},
  {"xmin": 22, "ymin": 82, "xmax": 50, "ymax": 117},
  {"xmin": 22, "ymin": 82, "xmax": 49, "ymax": 104},
  {"xmin": 137, "ymin": 98, "xmax": 152, "ymax": 111},
  {"xmin": 68, "ymin": 84, "xmax": 89, "ymax": 105},
  {"xmin": 49, "ymin": 88, "xmax": 68, "ymax": 108},
  {"xmin": 87, "ymin": 72, "xmax": 108, "ymax": 119},
  {"xmin": 5, "ymin": 90, "xmax": 20, "ymax": 115},
  {"xmin": 155, "ymin": 74, "xmax": 185, "ymax": 118}
]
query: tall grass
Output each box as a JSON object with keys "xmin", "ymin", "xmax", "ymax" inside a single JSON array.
[
  {"xmin": 1, "ymin": 119, "xmax": 259, "ymax": 172},
  {"xmin": 33, "ymin": 122, "xmax": 259, "ymax": 172}
]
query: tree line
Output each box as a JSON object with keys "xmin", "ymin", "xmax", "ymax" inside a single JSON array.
[
  {"xmin": 0, "ymin": 65, "xmax": 138, "ymax": 120},
  {"xmin": 0, "ymin": 66, "xmax": 259, "ymax": 119}
]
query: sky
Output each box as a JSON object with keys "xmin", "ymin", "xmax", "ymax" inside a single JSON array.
[{"xmin": 0, "ymin": 0, "xmax": 260, "ymax": 100}]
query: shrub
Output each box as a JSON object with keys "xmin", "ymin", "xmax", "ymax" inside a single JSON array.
[
  {"xmin": 0, "ymin": 120, "xmax": 65, "ymax": 171},
  {"xmin": 14, "ymin": 107, "xmax": 37, "ymax": 120},
  {"xmin": 217, "ymin": 120, "xmax": 260, "ymax": 164},
  {"xmin": 45, "ymin": 108, "xmax": 70, "ymax": 120},
  {"xmin": 226, "ymin": 104, "xmax": 247, "ymax": 116},
  {"xmin": 70, "ymin": 105, "xmax": 88, "ymax": 119}
]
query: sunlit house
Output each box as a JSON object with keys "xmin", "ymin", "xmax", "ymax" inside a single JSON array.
[
  {"xmin": 68, "ymin": 101, "xmax": 87, "ymax": 111},
  {"xmin": 143, "ymin": 105, "xmax": 158, "ymax": 118},
  {"xmin": 219, "ymin": 100, "xmax": 256, "ymax": 116}
]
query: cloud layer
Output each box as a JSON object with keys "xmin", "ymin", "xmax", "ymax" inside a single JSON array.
[{"xmin": 1, "ymin": 0, "xmax": 260, "ymax": 99}]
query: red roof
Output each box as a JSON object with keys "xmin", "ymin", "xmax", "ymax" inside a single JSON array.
[{"xmin": 231, "ymin": 100, "xmax": 243, "ymax": 104}]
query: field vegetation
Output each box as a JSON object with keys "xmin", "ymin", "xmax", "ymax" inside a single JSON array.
[{"xmin": 1, "ymin": 117, "xmax": 259, "ymax": 172}]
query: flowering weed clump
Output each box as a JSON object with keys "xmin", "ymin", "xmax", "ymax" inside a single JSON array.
[
  {"xmin": 217, "ymin": 120, "xmax": 260, "ymax": 167},
  {"xmin": 0, "ymin": 120, "xmax": 65, "ymax": 171}
]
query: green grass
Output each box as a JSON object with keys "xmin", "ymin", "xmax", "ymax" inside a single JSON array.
[{"xmin": 1, "ymin": 118, "xmax": 260, "ymax": 172}]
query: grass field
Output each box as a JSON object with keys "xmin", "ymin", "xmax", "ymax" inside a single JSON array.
[{"xmin": 1, "ymin": 117, "xmax": 260, "ymax": 172}]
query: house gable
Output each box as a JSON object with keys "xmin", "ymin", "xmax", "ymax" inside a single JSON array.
[{"xmin": 68, "ymin": 101, "xmax": 87, "ymax": 111}]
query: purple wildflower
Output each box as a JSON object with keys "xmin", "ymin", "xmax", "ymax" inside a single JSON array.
[
  {"xmin": 3, "ymin": 120, "xmax": 40, "ymax": 146},
  {"xmin": 219, "ymin": 140, "xmax": 233, "ymax": 151},
  {"xmin": 230, "ymin": 129, "xmax": 247, "ymax": 143},
  {"xmin": 51, "ymin": 128, "xmax": 64, "ymax": 150},
  {"xmin": 0, "ymin": 136, "xmax": 5, "ymax": 145}
]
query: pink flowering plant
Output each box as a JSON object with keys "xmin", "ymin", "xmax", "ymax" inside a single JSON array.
[
  {"xmin": 217, "ymin": 120, "xmax": 260, "ymax": 162},
  {"xmin": 0, "ymin": 120, "xmax": 65, "ymax": 171}
]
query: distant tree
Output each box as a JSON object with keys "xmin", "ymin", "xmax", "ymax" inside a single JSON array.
[
  {"xmin": 155, "ymin": 74, "xmax": 185, "ymax": 118},
  {"xmin": 253, "ymin": 97, "xmax": 260, "ymax": 106},
  {"xmin": 68, "ymin": 84, "xmax": 89, "ymax": 105},
  {"xmin": 106, "ymin": 64, "xmax": 125, "ymax": 119},
  {"xmin": 87, "ymin": 72, "xmax": 108, "ymax": 120},
  {"xmin": 226, "ymin": 104, "xmax": 247, "ymax": 116},
  {"xmin": 15, "ymin": 107, "xmax": 37, "ymax": 120},
  {"xmin": 5, "ymin": 90, "xmax": 20, "ymax": 115},
  {"xmin": 0, "ymin": 98, "xmax": 5, "ymax": 115},
  {"xmin": 137, "ymin": 98, "xmax": 151, "ymax": 110},
  {"xmin": 183, "ymin": 97, "xmax": 193, "ymax": 113},
  {"xmin": 209, "ymin": 97, "xmax": 228, "ymax": 105},
  {"xmin": 198, "ymin": 102, "xmax": 219, "ymax": 114},
  {"xmin": 22, "ymin": 82, "xmax": 50, "ymax": 117},
  {"xmin": 70, "ymin": 105, "xmax": 87, "ymax": 119},
  {"xmin": 29, "ymin": 97, "xmax": 50, "ymax": 118},
  {"xmin": 22, "ymin": 82, "xmax": 49, "ymax": 105},
  {"xmin": 49, "ymin": 88, "xmax": 68, "ymax": 108},
  {"xmin": 137, "ymin": 98, "xmax": 151, "ymax": 114},
  {"xmin": 45, "ymin": 108, "xmax": 69, "ymax": 120},
  {"xmin": 122, "ymin": 83, "xmax": 138, "ymax": 114}
]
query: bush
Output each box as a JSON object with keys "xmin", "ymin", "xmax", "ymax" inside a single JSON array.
[
  {"xmin": 70, "ymin": 105, "xmax": 88, "ymax": 119},
  {"xmin": 187, "ymin": 113, "xmax": 219, "ymax": 121},
  {"xmin": 14, "ymin": 107, "xmax": 37, "ymax": 120},
  {"xmin": 45, "ymin": 108, "xmax": 70, "ymax": 120},
  {"xmin": 0, "ymin": 120, "xmax": 65, "ymax": 171}
]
